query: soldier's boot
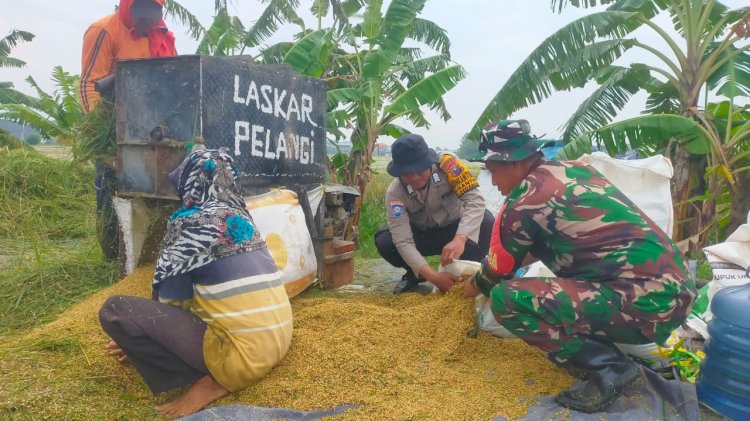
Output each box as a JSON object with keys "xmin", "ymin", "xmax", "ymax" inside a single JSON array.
[
  {"xmin": 393, "ymin": 273, "xmax": 420, "ymax": 294},
  {"xmin": 555, "ymin": 337, "xmax": 641, "ymax": 413},
  {"xmin": 557, "ymin": 362, "xmax": 589, "ymax": 380}
]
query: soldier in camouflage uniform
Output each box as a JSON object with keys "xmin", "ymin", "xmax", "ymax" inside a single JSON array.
[{"xmin": 466, "ymin": 120, "xmax": 696, "ymax": 413}]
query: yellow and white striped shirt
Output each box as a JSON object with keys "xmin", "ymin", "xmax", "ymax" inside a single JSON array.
[{"xmin": 192, "ymin": 258, "xmax": 293, "ymax": 392}]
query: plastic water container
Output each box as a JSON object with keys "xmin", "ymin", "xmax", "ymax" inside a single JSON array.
[{"xmin": 696, "ymin": 283, "xmax": 750, "ymax": 419}]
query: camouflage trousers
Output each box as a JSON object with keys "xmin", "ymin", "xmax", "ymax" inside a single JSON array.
[{"xmin": 490, "ymin": 276, "xmax": 695, "ymax": 363}]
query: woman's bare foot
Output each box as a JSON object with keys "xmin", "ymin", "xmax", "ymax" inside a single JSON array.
[
  {"xmin": 155, "ymin": 375, "xmax": 229, "ymax": 418},
  {"xmin": 104, "ymin": 340, "xmax": 130, "ymax": 364}
]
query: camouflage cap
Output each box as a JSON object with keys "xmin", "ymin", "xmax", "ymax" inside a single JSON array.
[{"xmin": 470, "ymin": 120, "xmax": 554, "ymax": 163}]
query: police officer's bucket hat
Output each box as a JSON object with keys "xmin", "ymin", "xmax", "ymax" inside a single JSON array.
[
  {"xmin": 470, "ymin": 120, "xmax": 554, "ymax": 163},
  {"xmin": 387, "ymin": 134, "xmax": 439, "ymax": 177}
]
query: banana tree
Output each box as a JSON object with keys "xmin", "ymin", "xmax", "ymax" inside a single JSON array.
[
  {"xmin": 0, "ymin": 126, "xmax": 39, "ymax": 150},
  {"xmin": 195, "ymin": 5, "xmax": 248, "ymax": 56},
  {"xmin": 0, "ymin": 66, "xmax": 82, "ymax": 145},
  {"xmin": 0, "ymin": 29, "xmax": 34, "ymax": 69},
  {"xmin": 283, "ymin": 0, "xmax": 463, "ymax": 228},
  {"xmin": 163, "ymin": 0, "xmax": 306, "ymax": 57},
  {"xmin": 163, "ymin": 0, "xmax": 205, "ymax": 40},
  {"xmin": 556, "ymin": 99, "xmax": 749, "ymax": 240},
  {"xmin": 1, "ymin": 29, "xmax": 35, "ymax": 107},
  {"xmin": 704, "ymin": 101, "xmax": 750, "ymax": 234},
  {"xmin": 469, "ymin": 0, "xmax": 750, "ymax": 241}
]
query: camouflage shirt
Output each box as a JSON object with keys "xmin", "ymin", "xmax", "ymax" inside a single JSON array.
[{"xmin": 476, "ymin": 159, "xmax": 693, "ymax": 294}]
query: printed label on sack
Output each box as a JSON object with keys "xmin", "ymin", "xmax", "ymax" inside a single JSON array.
[{"xmin": 705, "ymin": 250, "xmax": 750, "ymax": 288}]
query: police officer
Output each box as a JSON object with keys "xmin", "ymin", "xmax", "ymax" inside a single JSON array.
[
  {"xmin": 465, "ymin": 120, "xmax": 696, "ymax": 413},
  {"xmin": 375, "ymin": 134, "xmax": 494, "ymax": 294}
]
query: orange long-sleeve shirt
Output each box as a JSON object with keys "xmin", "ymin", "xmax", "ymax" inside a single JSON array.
[
  {"xmin": 79, "ymin": 14, "xmax": 147, "ymax": 112},
  {"xmin": 78, "ymin": 8, "xmax": 176, "ymax": 112}
]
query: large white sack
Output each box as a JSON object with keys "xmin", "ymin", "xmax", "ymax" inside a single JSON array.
[
  {"xmin": 246, "ymin": 189, "xmax": 317, "ymax": 298},
  {"xmin": 705, "ymin": 223, "xmax": 750, "ymax": 299},
  {"xmin": 687, "ymin": 217, "xmax": 750, "ymax": 338},
  {"xmin": 479, "ymin": 152, "xmax": 675, "ymax": 237},
  {"xmin": 578, "ymin": 152, "xmax": 675, "ymax": 237}
]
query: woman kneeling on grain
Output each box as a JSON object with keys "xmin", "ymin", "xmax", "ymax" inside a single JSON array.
[{"xmin": 98, "ymin": 148, "xmax": 293, "ymax": 417}]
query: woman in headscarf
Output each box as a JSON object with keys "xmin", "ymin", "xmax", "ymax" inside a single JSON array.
[{"xmin": 99, "ymin": 148, "xmax": 293, "ymax": 417}]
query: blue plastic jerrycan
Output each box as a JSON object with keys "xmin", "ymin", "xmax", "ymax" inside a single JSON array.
[{"xmin": 696, "ymin": 282, "xmax": 750, "ymax": 419}]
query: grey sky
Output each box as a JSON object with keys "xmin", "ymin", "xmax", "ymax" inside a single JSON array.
[{"xmin": 1, "ymin": 1, "xmax": 746, "ymax": 149}]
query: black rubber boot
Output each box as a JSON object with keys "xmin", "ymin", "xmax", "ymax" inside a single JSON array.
[
  {"xmin": 393, "ymin": 273, "xmax": 420, "ymax": 294},
  {"xmin": 558, "ymin": 361, "xmax": 589, "ymax": 380},
  {"xmin": 555, "ymin": 337, "xmax": 641, "ymax": 413}
]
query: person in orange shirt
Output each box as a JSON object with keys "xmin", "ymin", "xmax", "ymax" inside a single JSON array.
[
  {"xmin": 78, "ymin": 0, "xmax": 176, "ymax": 260},
  {"xmin": 78, "ymin": 0, "xmax": 176, "ymax": 112}
]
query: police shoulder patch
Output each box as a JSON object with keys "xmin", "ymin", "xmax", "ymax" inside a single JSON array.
[
  {"xmin": 439, "ymin": 154, "xmax": 478, "ymax": 197},
  {"xmin": 389, "ymin": 200, "xmax": 405, "ymax": 218}
]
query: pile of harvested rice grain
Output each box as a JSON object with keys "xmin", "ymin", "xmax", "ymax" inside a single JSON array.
[{"xmin": 0, "ymin": 267, "xmax": 573, "ymax": 419}]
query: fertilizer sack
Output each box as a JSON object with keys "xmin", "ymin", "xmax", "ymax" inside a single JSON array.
[
  {"xmin": 578, "ymin": 152, "xmax": 675, "ymax": 237},
  {"xmin": 246, "ymin": 189, "xmax": 317, "ymax": 297},
  {"xmin": 687, "ymin": 215, "xmax": 750, "ymax": 339}
]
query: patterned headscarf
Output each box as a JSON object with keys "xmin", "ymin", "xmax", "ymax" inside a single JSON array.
[{"xmin": 153, "ymin": 148, "xmax": 265, "ymax": 286}]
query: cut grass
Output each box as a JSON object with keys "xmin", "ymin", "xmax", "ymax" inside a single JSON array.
[
  {"xmin": 72, "ymin": 100, "xmax": 116, "ymax": 163},
  {"xmin": 0, "ymin": 148, "xmax": 93, "ymax": 239},
  {"xmin": 0, "ymin": 149, "xmax": 116, "ymax": 337},
  {"xmin": 696, "ymin": 260, "xmax": 713, "ymax": 281},
  {"xmin": 0, "ymin": 238, "xmax": 117, "ymax": 336}
]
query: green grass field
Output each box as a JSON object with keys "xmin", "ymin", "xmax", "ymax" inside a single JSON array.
[
  {"xmin": 356, "ymin": 157, "xmax": 390, "ymax": 258},
  {"xmin": 0, "ymin": 148, "xmax": 117, "ymax": 337}
]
